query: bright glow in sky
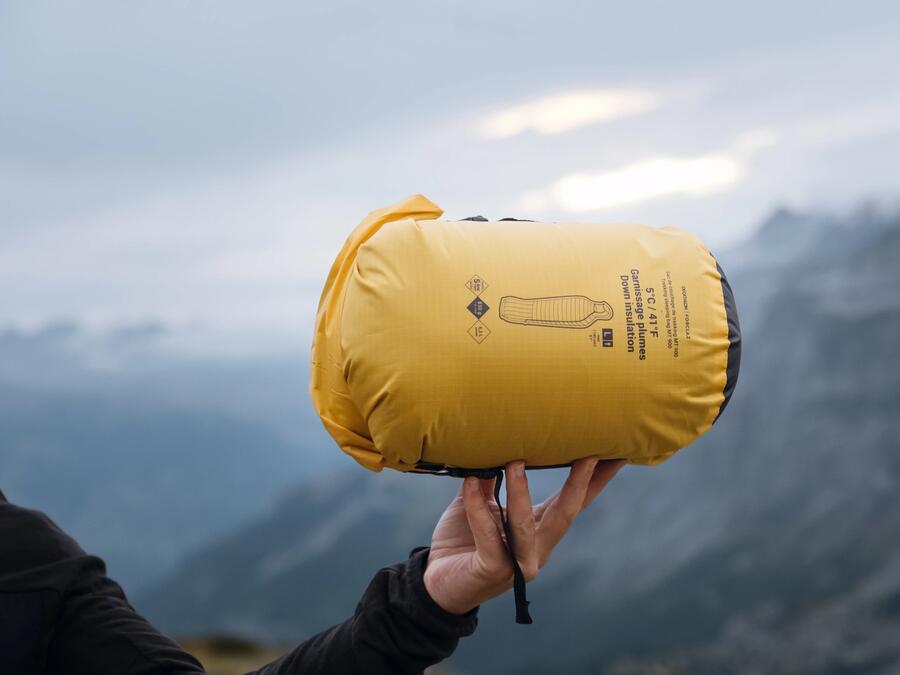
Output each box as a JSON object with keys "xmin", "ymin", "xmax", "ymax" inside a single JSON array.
[
  {"xmin": 477, "ymin": 89, "xmax": 660, "ymax": 140},
  {"xmin": 520, "ymin": 127, "xmax": 780, "ymax": 213},
  {"xmin": 523, "ymin": 154, "xmax": 743, "ymax": 212}
]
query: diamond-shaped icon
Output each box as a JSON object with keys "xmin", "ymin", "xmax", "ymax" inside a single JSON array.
[
  {"xmin": 468, "ymin": 320, "xmax": 491, "ymax": 343},
  {"xmin": 467, "ymin": 296, "xmax": 490, "ymax": 319},
  {"xmin": 465, "ymin": 275, "xmax": 489, "ymax": 294}
]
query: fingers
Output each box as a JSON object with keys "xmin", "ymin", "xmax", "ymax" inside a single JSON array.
[
  {"xmin": 535, "ymin": 457, "xmax": 599, "ymax": 565},
  {"xmin": 557, "ymin": 456, "xmax": 601, "ymax": 525},
  {"xmin": 461, "ymin": 476, "xmax": 507, "ymax": 562},
  {"xmin": 504, "ymin": 461, "xmax": 538, "ymax": 580},
  {"xmin": 479, "ymin": 476, "xmax": 497, "ymax": 505},
  {"xmin": 456, "ymin": 476, "xmax": 496, "ymax": 504},
  {"xmin": 582, "ymin": 459, "xmax": 626, "ymax": 509}
]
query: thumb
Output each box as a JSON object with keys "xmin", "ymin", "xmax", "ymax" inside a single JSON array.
[{"xmin": 461, "ymin": 477, "xmax": 507, "ymax": 563}]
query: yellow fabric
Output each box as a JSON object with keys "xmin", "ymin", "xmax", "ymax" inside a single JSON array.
[{"xmin": 310, "ymin": 196, "xmax": 730, "ymax": 472}]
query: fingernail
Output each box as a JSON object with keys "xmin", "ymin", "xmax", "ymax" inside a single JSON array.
[{"xmin": 514, "ymin": 461, "xmax": 525, "ymax": 477}]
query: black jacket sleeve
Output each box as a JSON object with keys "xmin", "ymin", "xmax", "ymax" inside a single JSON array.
[
  {"xmin": 251, "ymin": 547, "xmax": 478, "ymax": 675},
  {"xmin": 0, "ymin": 490, "xmax": 477, "ymax": 675}
]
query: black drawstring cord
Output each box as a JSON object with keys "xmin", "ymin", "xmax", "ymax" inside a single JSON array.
[
  {"xmin": 416, "ymin": 463, "xmax": 534, "ymax": 624},
  {"xmin": 492, "ymin": 469, "xmax": 534, "ymax": 624}
]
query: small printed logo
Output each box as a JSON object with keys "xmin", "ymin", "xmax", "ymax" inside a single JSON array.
[
  {"xmin": 602, "ymin": 328, "xmax": 614, "ymax": 347},
  {"xmin": 468, "ymin": 321, "xmax": 491, "ymax": 344},
  {"xmin": 465, "ymin": 273, "xmax": 491, "ymax": 343},
  {"xmin": 467, "ymin": 296, "xmax": 490, "ymax": 319},
  {"xmin": 466, "ymin": 275, "xmax": 489, "ymax": 294}
]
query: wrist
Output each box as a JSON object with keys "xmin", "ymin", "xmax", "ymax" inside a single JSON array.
[{"xmin": 423, "ymin": 553, "xmax": 479, "ymax": 616}]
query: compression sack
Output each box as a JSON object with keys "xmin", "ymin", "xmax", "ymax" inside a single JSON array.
[{"xmin": 310, "ymin": 195, "xmax": 740, "ymax": 474}]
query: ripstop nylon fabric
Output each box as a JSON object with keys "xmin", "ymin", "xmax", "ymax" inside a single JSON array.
[{"xmin": 310, "ymin": 196, "xmax": 737, "ymax": 473}]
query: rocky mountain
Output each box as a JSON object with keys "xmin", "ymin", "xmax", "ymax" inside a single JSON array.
[{"xmin": 139, "ymin": 204, "xmax": 900, "ymax": 674}]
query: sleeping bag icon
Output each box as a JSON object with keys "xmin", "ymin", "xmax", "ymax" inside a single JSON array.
[{"xmin": 499, "ymin": 295, "xmax": 614, "ymax": 329}]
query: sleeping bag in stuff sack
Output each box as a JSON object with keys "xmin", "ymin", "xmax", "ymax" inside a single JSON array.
[{"xmin": 310, "ymin": 194, "xmax": 741, "ymax": 475}]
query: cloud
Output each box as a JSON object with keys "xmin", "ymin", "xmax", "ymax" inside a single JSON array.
[
  {"xmin": 521, "ymin": 155, "xmax": 742, "ymax": 212},
  {"xmin": 521, "ymin": 128, "xmax": 778, "ymax": 213},
  {"xmin": 730, "ymin": 128, "xmax": 780, "ymax": 156},
  {"xmin": 477, "ymin": 88, "xmax": 661, "ymax": 140}
]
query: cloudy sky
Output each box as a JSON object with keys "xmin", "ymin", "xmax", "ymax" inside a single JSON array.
[{"xmin": 3, "ymin": 1, "xmax": 900, "ymax": 354}]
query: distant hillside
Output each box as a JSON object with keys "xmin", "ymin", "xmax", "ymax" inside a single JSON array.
[
  {"xmin": 0, "ymin": 332, "xmax": 337, "ymax": 592},
  {"xmin": 137, "ymin": 204, "xmax": 900, "ymax": 674}
]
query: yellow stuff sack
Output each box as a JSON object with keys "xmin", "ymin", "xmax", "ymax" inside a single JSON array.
[{"xmin": 310, "ymin": 195, "xmax": 741, "ymax": 473}]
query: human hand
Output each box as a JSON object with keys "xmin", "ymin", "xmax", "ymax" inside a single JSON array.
[{"xmin": 423, "ymin": 457, "xmax": 625, "ymax": 615}]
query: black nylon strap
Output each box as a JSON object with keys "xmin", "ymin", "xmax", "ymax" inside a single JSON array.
[{"xmin": 492, "ymin": 470, "xmax": 533, "ymax": 624}]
